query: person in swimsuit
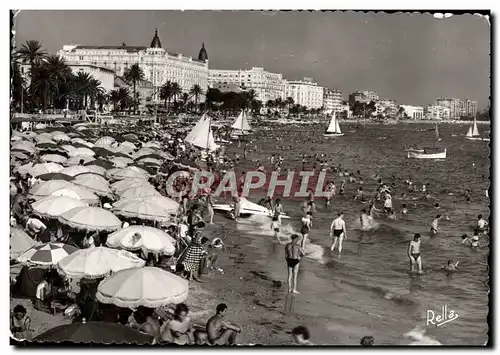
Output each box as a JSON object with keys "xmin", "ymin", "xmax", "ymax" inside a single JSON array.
[
  {"xmin": 300, "ymin": 212, "xmax": 312, "ymax": 249},
  {"xmin": 476, "ymin": 214, "xmax": 488, "ymax": 234},
  {"xmin": 407, "ymin": 233, "xmax": 423, "ymax": 274},
  {"xmin": 285, "ymin": 234, "xmax": 305, "ymax": 294},
  {"xmin": 270, "ymin": 216, "xmax": 281, "ymax": 240},
  {"xmin": 330, "ymin": 212, "xmax": 347, "ymax": 254},
  {"xmin": 206, "ymin": 303, "xmax": 241, "ymax": 345},
  {"xmin": 161, "ymin": 303, "xmax": 193, "ymax": 345},
  {"xmin": 430, "ymin": 214, "xmax": 441, "ymax": 236},
  {"xmin": 360, "ymin": 209, "xmax": 369, "ymax": 231},
  {"xmin": 273, "ymin": 199, "xmax": 284, "ymax": 226},
  {"xmin": 11, "ymin": 304, "xmax": 31, "ymax": 340},
  {"xmin": 442, "ymin": 260, "xmax": 459, "ymax": 273}
]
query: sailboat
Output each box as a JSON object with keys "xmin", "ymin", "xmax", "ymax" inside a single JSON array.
[
  {"xmin": 230, "ymin": 110, "xmax": 252, "ymax": 139},
  {"xmin": 323, "ymin": 111, "xmax": 344, "ymax": 137},
  {"xmin": 465, "ymin": 116, "xmax": 489, "ymax": 142},
  {"xmin": 407, "ymin": 122, "xmax": 446, "ymax": 159},
  {"xmin": 184, "ymin": 113, "xmax": 219, "ymax": 154}
]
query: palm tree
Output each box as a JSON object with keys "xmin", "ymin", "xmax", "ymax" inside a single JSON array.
[
  {"xmin": 29, "ymin": 65, "xmax": 58, "ymax": 111},
  {"xmin": 117, "ymin": 88, "xmax": 131, "ymax": 112},
  {"xmin": 170, "ymin": 82, "xmax": 181, "ymax": 108},
  {"xmin": 160, "ymin": 81, "xmax": 173, "ymax": 110},
  {"xmin": 109, "ymin": 89, "xmax": 121, "ymax": 112},
  {"xmin": 285, "ymin": 97, "xmax": 294, "ymax": 115},
  {"xmin": 73, "ymin": 72, "xmax": 93, "ymax": 109},
  {"xmin": 88, "ymin": 78, "xmax": 104, "ymax": 110},
  {"xmin": 16, "ymin": 40, "xmax": 47, "ymax": 79},
  {"xmin": 11, "ymin": 59, "xmax": 25, "ymax": 111},
  {"xmin": 123, "ymin": 64, "xmax": 145, "ymax": 114},
  {"xmin": 189, "ymin": 84, "xmax": 203, "ymax": 111}
]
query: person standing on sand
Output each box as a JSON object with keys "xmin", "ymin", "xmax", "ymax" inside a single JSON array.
[
  {"xmin": 330, "ymin": 212, "xmax": 347, "ymax": 254},
  {"xmin": 407, "ymin": 233, "xmax": 423, "ymax": 274},
  {"xmin": 206, "ymin": 303, "xmax": 241, "ymax": 345},
  {"xmin": 285, "ymin": 234, "xmax": 305, "ymax": 294}
]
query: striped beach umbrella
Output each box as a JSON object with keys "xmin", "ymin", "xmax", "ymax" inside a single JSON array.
[{"xmin": 17, "ymin": 242, "xmax": 78, "ymax": 267}]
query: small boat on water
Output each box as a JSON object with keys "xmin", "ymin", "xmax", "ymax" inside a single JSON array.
[
  {"xmin": 323, "ymin": 112, "xmax": 344, "ymax": 137},
  {"xmin": 213, "ymin": 197, "xmax": 290, "ymax": 219},
  {"xmin": 407, "ymin": 148, "xmax": 447, "ymax": 159},
  {"xmin": 465, "ymin": 116, "xmax": 490, "ymax": 142}
]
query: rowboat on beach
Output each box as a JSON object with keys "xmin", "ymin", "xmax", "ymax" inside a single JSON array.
[{"xmin": 213, "ymin": 197, "xmax": 291, "ymax": 219}]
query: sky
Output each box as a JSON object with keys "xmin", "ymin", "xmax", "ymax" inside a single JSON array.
[{"xmin": 13, "ymin": 10, "xmax": 491, "ymax": 108}]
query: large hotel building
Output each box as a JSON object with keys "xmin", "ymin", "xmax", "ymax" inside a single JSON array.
[
  {"xmin": 57, "ymin": 29, "xmax": 209, "ymax": 100},
  {"xmin": 208, "ymin": 67, "xmax": 286, "ymax": 103}
]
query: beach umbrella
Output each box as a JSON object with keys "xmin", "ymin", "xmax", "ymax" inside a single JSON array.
[
  {"xmin": 52, "ymin": 132, "xmax": 71, "ymax": 142},
  {"xmin": 29, "ymin": 179, "xmax": 74, "ymax": 197},
  {"xmin": 110, "ymin": 156, "xmax": 134, "ymax": 168},
  {"xmin": 107, "ymin": 167, "xmax": 149, "ymax": 180},
  {"xmin": 142, "ymin": 141, "xmax": 162, "ymax": 149},
  {"xmin": 34, "ymin": 133, "xmax": 54, "ymax": 143},
  {"xmin": 119, "ymin": 141, "xmax": 136, "ymax": 150},
  {"xmin": 49, "ymin": 185, "xmax": 100, "ymax": 205},
  {"xmin": 58, "ymin": 206, "xmax": 122, "ymax": 232},
  {"xmin": 10, "ymin": 151, "xmax": 30, "ymax": 160},
  {"xmin": 73, "ymin": 173, "xmax": 108, "ymax": 186},
  {"xmin": 34, "ymin": 123, "xmax": 47, "ymax": 130},
  {"xmin": 65, "ymin": 155, "xmax": 96, "ymax": 166},
  {"xmin": 41, "ymin": 154, "xmax": 68, "ymax": 164},
  {"xmin": 113, "ymin": 151, "xmax": 134, "ymax": 159},
  {"xmin": 94, "ymin": 136, "xmax": 116, "ymax": 147},
  {"xmin": 57, "ymin": 246, "xmax": 145, "ymax": 279},
  {"xmin": 120, "ymin": 133, "xmax": 138, "ymax": 142},
  {"xmin": 136, "ymin": 157, "xmax": 162, "ymax": 166},
  {"xmin": 133, "ymin": 147, "xmax": 157, "ymax": 159},
  {"xmin": 73, "ymin": 175, "xmax": 112, "ymax": 197},
  {"xmin": 118, "ymin": 185, "xmax": 160, "ymax": 200},
  {"xmin": 112, "ymin": 199, "xmax": 170, "ymax": 223},
  {"xmin": 17, "ymin": 242, "xmax": 78, "ymax": 267},
  {"xmin": 11, "ymin": 141, "xmax": 36, "ymax": 152},
  {"xmin": 85, "ymin": 158, "xmax": 114, "ymax": 170},
  {"xmin": 36, "ymin": 142, "xmax": 67, "ymax": 154},
  {"xmin": 16, "ymin": 162, "xmax": 64, "ymax": 177},
  {"xmin": 34, "ymin": 321, "xmax": 153, "ymax": 344},
  {"xmin": 114, "ymin": 145, "xmax": 135, "ymax": 155},
  {"xmin": 96, "ymin": 267, "xmax": 188, "ymax": 309},
  {"xmin": 37, "ymin": 173, "xmax": 75, "ymax": 182},
  {"xmin": 141, "ymin": 195, "xmax": 180, "ymax": 214},
  {"xmin": 106, "ymin": 225, "xmax": 176, "ymax": 255},
  {"xmin": 10, "ymin": 228, "xmax": 40, "ymax": 260},
  {"xmin": 10, "ymin": 135, "xmax": 23, "ymax": 142},
  {"xmin": 71, "ymin": 137, "xmax": 94, "ymax": 147},
  {"xmin": 60, "ymin": 165, "xmax": 93, "ymax": 177},
  {"xmin": 32, "ymin": 195, "xmax": 89, "ymax": 218},
  {"xmin": 111, "ymin": 178, "xmax": 150, "ymax": 193},
  {"xmin": 61, "ymin": 144, "xmax": 76, "ymax": 155},
  {"xmin": 91, "ymin": 147, "xmax": 115, "ymax": 157},
  {"xmin": 68, "ymin": 147, "xmax": 95, "ymax": 157},
  {"xmin": 85, "ymin": 165, "xmax": 106, "ymax": 176}
]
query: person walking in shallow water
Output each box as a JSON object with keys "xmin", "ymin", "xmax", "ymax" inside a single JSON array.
[
  {"xmin": 285, "ymin": 234, "xmax": 305, "ymax": 294},
  {"xmin": 330, "ymin": 212, "xmax": 347, "ymax": 254}
]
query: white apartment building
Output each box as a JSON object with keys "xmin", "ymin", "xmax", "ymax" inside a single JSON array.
[
  {"xmin": 463, "ymin": 99, "xmax": 478, "ymax": 117},
  {"xmin": 208, "ymin": 67, "xmax": 286, "ymax": 103},
  {"xmin": 399, "ymin": 105, "xmax": 424, "ymax": 120},
  {"xmin": 67, "ymin": 63, "xmax": 115, "ymax": 92},
  {"xmin": 58, "ymin": 29, "xmax": 209, "ymax": 99},
  {"xmin": 426, "ymin": 105, "xmax": 451, "ymax": 120},
  {"xmin": 323, "ymin": 88, "xmax": 343, "ymax": 114},
  {"xmin": 435, "ymin": 97, "xmax": 462, "ymax": 119},
  {"xmin": 285, "ymin": 78, "xmax": 324, "ymax": 109},
  {"xmin": 376, "ymin": 99, "xmax": 397, "ymax": 117}
]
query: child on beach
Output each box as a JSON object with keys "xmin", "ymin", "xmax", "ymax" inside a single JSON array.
[{"xmin": 271, "ymin": 216, "xmax": 280, "ymax": 240}]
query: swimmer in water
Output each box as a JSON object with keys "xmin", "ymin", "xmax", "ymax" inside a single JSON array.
[
  {"xmin": 388, "ymin": 210, "xmax": 396, "ymax": 220},
  {"xmin": 330, "ymin": 212, "xmax": 347, "ymax": 254},
  {"xmin": 408, "ymin": 233, "xmax": 423, "ymax": 274},
  {"xmin": 442, "ymin": 260, "xmax": 459, "ymax": 272},
  {"xmin": 401, "ymin": 204, "xmax": 408, "ymax": 215},
  {"xmin": 360, "ymin": 209, "xmax": 369, "ymax": 230},
  {"xmin": 300, "ymin": 211, "xmax": 312, "ymax": 249},
  {"xmin": 430, "ymin": 214, "xmax": 441, "ymax": 236}
]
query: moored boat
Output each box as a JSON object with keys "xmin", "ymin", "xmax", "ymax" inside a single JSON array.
[{"xmin": 323, "ymin": 112, "xmax": 344, "ymax": 137}]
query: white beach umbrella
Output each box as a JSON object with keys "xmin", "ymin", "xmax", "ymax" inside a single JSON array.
[
  {"xmin": 10, "ymin": 228, "xmax": 40, "ymax": 260},
  {"xmin": 96, "ymin": 267, "xmax": 188, "ymax": 308},
  {"xmin": 118, "ymin": 186, "xmax": 160, "ymax": 200},
  {"xmin": 31, "ymin": 195, "xmax": 89, "ymax": 218},
  {"xmin": 69, "ymin": 147, "xmax": 96, "ymax": 157},
  {"xmin": 112, "ymin": 199, "xmax": 170, "ymax": 222},
  {"xmin": 49, "ymin": 185, "xmax": 100, "ymax": 205},
  {"xmin": 73, "ymin": 175, "xmax": 112, "ymax": 196},
  {"xmin": 110, "ymin": 156, "xmax": 134, "ymax": 168},
  {"xmin": 107, "ymin": 225, "xmax": 176, "ymax": 255},
  {"xmin": 65, "ymin": 155, "xmax": 96, "ymax": 166},
  {"xmin": 29, "ymin": 179, "xmax": 74, "ymax": 197},
  {"xmin": 58, "ymin": 206, "xmax": 122, "ymax": 232},
  {"xmin": 16, "ymin": 162, "xmax": 63, "ymax": 177},
  {"xmin": 60, "ymin": 165, "xmax": 94, "ymax": 177},
  {"xmin": 57, "ymin": 246, "xmax": 145, "ymax": 279},
  {"xmin": 41, "ymin": 154, "xmax": 68, "ymax": 164},
  {"xmin": 94, "ymin": 136, "xmax": 116, "ymax": 147}
]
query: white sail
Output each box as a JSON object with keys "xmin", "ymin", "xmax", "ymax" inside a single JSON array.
[
  {"xmin": 231, "ymin": 111, "xmax": 252, "ymax": 133},
  {"xmin": 466, "ymin": 126, "xmax": 473, "ymax": 137},
  {"xmin": 472, "ymin": 117, "xmax": 480, "ymax": 136},
  {"xmin": 335, "ymin": 120, "xmax": 342, "ymax": 134},
  {"xmin": 184, "ymin": 113, "xmax": 218, "ymax": 152},
  {"xmin": 326, "ymin": 112, "xmax": 338, "ymax": 133}
]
